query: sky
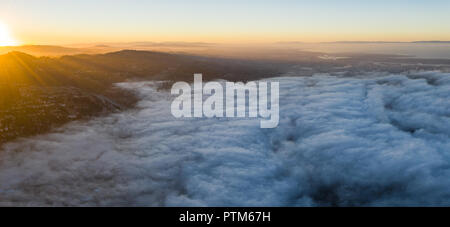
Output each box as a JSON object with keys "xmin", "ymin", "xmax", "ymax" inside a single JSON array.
[{"xmin": 0, "ymin": 0, "xmax": 449, "ymax": 45}]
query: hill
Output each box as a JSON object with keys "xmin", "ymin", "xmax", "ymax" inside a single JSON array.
[
  {"xmin": 0, "ymin": 45, "xmax": 93, "ymax": 56},
  {"xmin": 0, "ymin": 50, "xmax": 285, "ymax": 144}
]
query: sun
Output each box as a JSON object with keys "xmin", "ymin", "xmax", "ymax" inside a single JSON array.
[{"xmin": 0, "ymin": 22, "xmax": 18, "ymax": 46}]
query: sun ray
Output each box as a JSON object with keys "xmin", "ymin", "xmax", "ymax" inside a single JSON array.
[{"xmin": 10, "ymin": 52, "xmax": 47, "ymax": 86}]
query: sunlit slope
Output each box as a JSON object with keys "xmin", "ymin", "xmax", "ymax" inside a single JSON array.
[
  {"xmin": 0, "ymin": 52, "xmax": 137, "ymax": 144},
  {"xmin": 0, "ymin": 50, "xmax": 285, "ymax": 144}
]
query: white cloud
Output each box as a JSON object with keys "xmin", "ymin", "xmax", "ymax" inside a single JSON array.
[{"xmin": 0, "ymin": 71, "xmax": 449, "ymax": 206}]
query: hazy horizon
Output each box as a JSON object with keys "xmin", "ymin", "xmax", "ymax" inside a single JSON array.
[{"xmin": 3, "ymin": 41, "xmax": 450, "ymax": 59}]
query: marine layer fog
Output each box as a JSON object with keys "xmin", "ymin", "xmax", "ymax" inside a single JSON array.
[{"xmin": 0, "ymin": 71, "xmax": 449, "ymax": 206}]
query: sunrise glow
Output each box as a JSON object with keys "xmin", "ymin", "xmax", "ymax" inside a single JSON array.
[{"xmin": 0, "ymin": 22, "xmax": 17, "ymax": 46}]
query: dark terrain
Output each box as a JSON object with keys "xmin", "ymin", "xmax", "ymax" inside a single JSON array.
[
  {"xmin": 1, "ymin": 49, "xmax": 450, "ymax": 145},
  {"xmin": 0, "ymin": 50, "xmax": 285, "ymax": 144}
]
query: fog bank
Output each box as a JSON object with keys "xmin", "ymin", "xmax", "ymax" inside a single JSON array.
[{"xmin": 1, "ymin": 71, "xmax": 449, "ymax": 206}]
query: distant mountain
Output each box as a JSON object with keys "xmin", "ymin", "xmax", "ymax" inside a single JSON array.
[
  {"xmin": 67, "ymin": 42, "xmax": 216, "ymax": 52},
  {"xmin": 275, "ymin": 41, "xmax": 305, "ymax": 45},
  {"xmin": 0, "ymin": 45, "xmax": 92, "ymax": 56},
  {"xmin": 0, "ymin": 43, "xmax": 219, "ymax": 58},
  {"xmin": 274, "ymin": 41, "xmax": 450, "ymax": 45},
  {"xmin": 129, "ymin": 42, "xmax": 214, "ymax": 47},
  {"xmin": 411, "ymin": 41, "xmax": 450, "ymax": 44},
  {"xmin": 322, "ymin": 41, "xmax": 450, "ymax": 44},
  {"xmin": 321, "ymin": 41, "xmax": 406, "ymax": 44}
]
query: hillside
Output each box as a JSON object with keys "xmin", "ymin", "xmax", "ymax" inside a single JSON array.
[{"xmin": 0, "ymin": 50, "xmax": 285, "ymax": 144}]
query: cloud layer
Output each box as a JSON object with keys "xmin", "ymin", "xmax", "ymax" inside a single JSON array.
[{"xmin": 0, "ymin": 71, "xmax": 449, "ymax": 206}]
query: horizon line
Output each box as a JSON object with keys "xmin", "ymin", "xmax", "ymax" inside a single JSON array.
[{"xmin": 3, "ymin": 40, "xmax": 450, "ymax": 48}]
